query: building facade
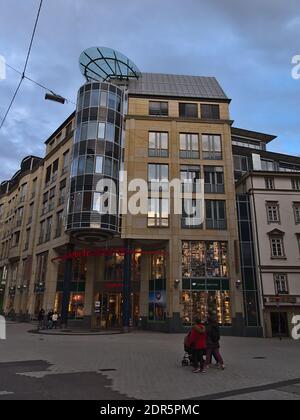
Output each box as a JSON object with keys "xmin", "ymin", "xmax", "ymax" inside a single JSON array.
[
  {"xmin": 1, "ymin": 48, "xmax": 298, "ymax": 337},
  {"xmin": 234, "ymin": 130, "xmax": 300, "ymax": 338}
]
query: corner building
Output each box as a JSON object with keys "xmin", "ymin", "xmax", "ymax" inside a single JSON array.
[{"xmin": 0, "ymin": 48, "xmax": 244, "ymax": 334}]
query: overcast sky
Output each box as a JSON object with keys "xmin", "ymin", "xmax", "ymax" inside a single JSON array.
[{"xmin": 0, "ymin": 0, "xmax": 299, "ymax": 181}]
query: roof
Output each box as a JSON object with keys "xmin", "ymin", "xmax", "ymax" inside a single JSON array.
[
  {"xmin": 232, "ymin": 127, "xmax": 277, "ymax": 143},
  {"xmin": 128, "ymin": 72, "xmax": 229, "ymax": 101}
]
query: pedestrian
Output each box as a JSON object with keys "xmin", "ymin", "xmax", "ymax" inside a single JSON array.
[
  {"xmin": 189, "ymin": 318, "xmax": 207, "ymax": 373},
  {"xmin": 52, "ymin": 312, "xmax": 59, "ymax": 329},
  {"xmin": 37, "ymin": 309, "xmax": 45, "ymax": 331},
  {"xmin": 47, "ymin": 309, "xmax": 54, "ymax": 329},
  {"xmin": 205, "ymin": 315, "xmax": 225, "ymax": 370}
]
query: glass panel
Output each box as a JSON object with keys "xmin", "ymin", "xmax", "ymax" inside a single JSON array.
[
  {"xmin": 98, "ymin": 123, "xmax": 105, "ymax": 139},
  {"xmin": 106, "ymin": 123, "xmax": 115, "ymax": 142},
  {"xmin": 87, "ymin": 122, "xmax": 98, "ymax": 140},
  {"xmin": 85, "ymin": 155, "xmax": 94, "ymax": 174},
  {"xmin": 95, "ymin": 156, "xmax": 103, "ymax": 174}
]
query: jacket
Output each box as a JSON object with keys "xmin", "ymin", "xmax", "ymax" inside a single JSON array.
[
  {"xmin": 189, "ymin": 323, "xmax": 207, "ymax": 350},
  {"xmin": 206, "ymin": 321, "xmax": 221, "ymax": 349}
]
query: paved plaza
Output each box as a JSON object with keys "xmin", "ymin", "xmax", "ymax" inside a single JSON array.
[{"xmin": 0, "ymin": 322, "xmax": 300, "ymax": 400}]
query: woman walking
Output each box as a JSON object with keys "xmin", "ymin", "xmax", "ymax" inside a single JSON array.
[{"xmin": 205, "ymin": 315, "xmax": 225, "ymax": 370}]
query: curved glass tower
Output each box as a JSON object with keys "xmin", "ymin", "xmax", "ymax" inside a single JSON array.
[{"xmin": 66, "ymin": 47, "xmax": 140, "ymax": 243}]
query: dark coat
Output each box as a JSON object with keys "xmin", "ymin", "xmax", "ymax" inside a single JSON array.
[{"xmin": 205, "ymin": 321, "xmax": 221, "ymax": 350}]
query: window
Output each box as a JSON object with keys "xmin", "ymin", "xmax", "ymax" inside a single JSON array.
[
  {"xmin": 270, "ymin": 236, "xmax": 285, "ymax": 258},
  {"xmin": 266, "ymin": 202, "xmax": 280, "ymax": 223},
  {"xmin": 59, "ymin": 179, "xmax": 66, "ymax": 205},
  {"xmin": 293, "ymin": 203, "xmax": 300, "ymax": 224},
  {"xmin": 35, "ymin": 252, "xmax": 48, "ymax": 288},
  {"xmin": 39, "ymin": 220, "xmax": 46, "ymax": 244},
  {"xmin": 202, "ymin": 135, "xmax": 222, "ymax": 160},
  {"xmin": 87, "ymin": 122, "xmax": 98, "ymax": 140},
  {"xmin": 45, "ymin": 217, "xmax": 52, "ymax": 242},
  {"xmin": 55, "ymin": 211, "xmax": 64, "ymax": 238},
  {"xmin": 95, "ymin": 156, "xmax": 103, "ymax": 174},
  {"xmin": 24, "ymin": 228, "xmax": 30, "ymax": 250},
  {"xmin": 233, "ymin": 155, "xmax": 248, "ymax": 180},
  {"xmin": 179, "ymin": 103, "xmax": 198, "ymax": 118},
  {"xmin": 148, "ymin": 132, "xmax": 168, "ymax": 157},
  {"xmin": 265, "ymin": 177, "xmax": 275, "ymax": 190},
  {"xmin": 98, "ymin": 122, "xmax": 106, "ymax": 139},
  {"xmin": 31, "ymin": 178, "xmax": 37, "ymax": 198},
  {"xmin": 65, "ymin": 123, "xmax": 72, "ymax": 136},
  {"xmin": 149, "ymin": 101, "xmax": 168, "ymax": 116},
  {"xmin": 179, "ymin": 133, "xmax": 199, "ymax": 158},
  {"xmin": 261, "ymin": 159, "xmax": 275, "ymax": 171},
  {"xmin": 274, "ymin": 274, "xmax": 288, "ymax": 295},
  {"xmin": 182, "ymin": 199, "xmax": 203, "ymax": 228},
  {"xmin": 148, "ymin": 198, "xmax": 169, "ymax": 227},
  {"xmin": 45, "ymin": 165, "xmax": 51, "ymax": 185},
  {"xmin": 291, "ymin": 178, "xmax": 300, "ymax": 191},
  {"xmin": 148, "ymin": 164, "xmax": 169, "ymax": 192},
  {"xmin": 180, "ymin": 165, "xmax": 201, "ymax": 193},
  {"xmin": 205, "ymin": 200, "xmax": 227, "ymax": 230},
  {"xmin": 204, "ymin": 166, "xmax": 225, "ymax": 193},
  {"xmin": 200, "ymin": 104, "xmax": 220, "ymax": 120},
  {"xmin": 62, "ymin": 150, "xmax": 69, "ymax": 173}
]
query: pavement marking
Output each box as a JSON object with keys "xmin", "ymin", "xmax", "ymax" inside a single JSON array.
[
  {"xmin": 188, "ymin": 377, "xmax": 300, "ymax": 400},
  {"xmin": 0, "ymin": 391, "xmax": 14, "ymax": 396}
]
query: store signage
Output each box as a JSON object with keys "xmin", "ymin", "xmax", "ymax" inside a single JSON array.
[{"xmin": 52, "ymin": 248, "xmax": 167, "ymax": 262}]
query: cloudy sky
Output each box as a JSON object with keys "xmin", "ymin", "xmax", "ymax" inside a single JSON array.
[{"xmin": 0, "ymin": 0, "xmax": 299, "ymax": 181}]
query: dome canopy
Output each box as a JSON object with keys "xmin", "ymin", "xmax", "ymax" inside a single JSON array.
[{"xmin": 79, "ymin": 47, "xmax": 141, "ymax": 82}]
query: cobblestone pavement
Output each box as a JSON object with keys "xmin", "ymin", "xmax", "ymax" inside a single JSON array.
[{"xmin": 0, "ymin": 323, "xmax": 300, "ymax": 400}]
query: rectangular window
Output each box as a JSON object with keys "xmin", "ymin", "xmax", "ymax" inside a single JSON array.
[
  {"xmin": 205, "ymin": 200, "xmax": 227, "ymax": 230},
  {"xmin": 148, "ymin": 132, "xmax": 168, "ymax": 157},
  {"xmin": 179, "ymin": 103, "xmax": 198, "ymax": 118},
  {"xmin": 55, "ymin": 211, "xmax": 64, "ymax": 238},
  {"xmin": 180, "ymin": 165, "xmax": 201, "ymax": 193},
  {"xmin": 62, "ymin": 150, "xmax": 69, "ymax": 173},
  {"xmin": 274, "ymin": 274, "xmax": 288, "ymax": 295},
  {"xmin": 293, "ymin": 203, "xmax": 300, "ymax": 224},
  {"xmin": 182, "ymin": 199, "xmax": 203, "ymax": 228},
  {"xmin": 204, "ymin": 166, "xmax": 225, "ymax": 193},
  {"xmin": 45, "ymin": 217, "xmax": 52, "ymax": 242},
  {"xmin": 95, "ymin": 156, "xmax": 103, "ymax": 174},
  {"xmin": 179, "ymin": 133, "xmax": 199, "ymax": 159},
  {"xmin": 148, "ymin": 164, "xmax": 169, "ymax": 192},
  {"xmin": 270, "ymin": 237, "xmax": 285, "ymax": 258},
  {"xmin": 265, "ymin": 177, "xmax": 275, "ymax": 190},
  {"xmin": 291, "ymin": 178, "xmax": 300, "ymax": 191},
  {"xmin": 233, "ymin": 155, "xmax": 248, "ymax": 180},
  {"xmin": 202, "ymin": 135, "xmax": 222, "ymax": 160},
  {"xmin": 261, "ymin": 159, "xmax": 275, "ymax": 171},
  {"xmin": 200, "ymin": 104, "xmax": 220, "ymax": 120},
  {"xmin": 98, "ymin": 122, "xmax": 106, "ymax": 139},
  {"xmin": 148, "ymin": 198, "xmax": 169, "ymax": 227},
  {"xmin": 266, "ymin": 202, "xmax": 280, "ymax": 223},
  {"xmin": 149, "ymin": 101, "xmax": 168, "ymax": 116}
]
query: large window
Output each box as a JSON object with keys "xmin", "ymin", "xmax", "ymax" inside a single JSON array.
[
  {"xmin": 181, "ymin": 241, "xmax": 230, "ymax": 326},
  {"xmin": 204, "ymin": 166, "xmax": 224, "ymax": 193},
  {"xmin": 179, "ymin": 103, "xmax": 198, "ymax": 118},
  {"xmin": 180, "ymin": 165, "xmax": 201, "ymax": 193},
  {"xmin": 148, "ymin": 132, "xmax": 168, "ymax": 157},
  {"xmin": 179, "ymin": 133, "xmax": 199, "ymax": 159},
  {"xmin": 265, "ymin": 177, "xmax": 275, "ymax": 190},
  {"xmin": 202, "ymin": 135, "xmax": 222, "ymax": 160},
  {"xmin": 148, "ymin": 198, "xmax": 169, "ymax": 227},
  {"xmin": 148, "ymin": 164, "xmax": 169, "ymax": 192},
  {"xmin": 261, "ymin": 159, "xmax": 275, "ymax": 171},
  {"xmin": 149, "ymin": 101, "xmax": 168, "ymax": 116},
  {"xmin": 182, "ymin": 199, "xmax": 203, "ymax": 229},
  {"xmin": 149, "ymin": 253, "xmax": 166, "ymax": 322},
  {"xmin": 201, "ymin": 104, "xmax": 220, "ymax": 120},
  {"xmin": 291, "ymin": 178, "xmax": 300, "ymax": 191},
  {"xmin": 205, "ymin": 200, "xmax": 227, "ymax": 230},
  {"xmin": 35, "ymin": 252, "xmax": 48, "ymax": 291}
]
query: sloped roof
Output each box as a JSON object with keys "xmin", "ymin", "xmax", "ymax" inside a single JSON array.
[{"xmin": 128, "ymin": 72, "xmax": 229, "ymax": 101}]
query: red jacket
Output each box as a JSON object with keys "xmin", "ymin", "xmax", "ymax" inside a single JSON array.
[{"xmin": 190, "ymin": 324, "xmax": 207, "ymax": 350}]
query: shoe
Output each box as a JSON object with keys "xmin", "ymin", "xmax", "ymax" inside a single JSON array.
[
  {"xmin": 221, "ymin": 364, "xmax": 225, "ymax": 370},
  {"xmin": 193, "ymin": 368, "xmax": 201, "ymax": 373},
  {"xmin": 200, "ymin": 369, "xmax": 206, "ymax": 373}
]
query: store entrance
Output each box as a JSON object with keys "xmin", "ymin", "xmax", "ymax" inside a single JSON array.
[
  {"xmin": 93, "ymin": 292, "xmax": 140, "ymax": 329},
  {"xmin": 271, "ymin": 312, "xmax": 289, "ymax": 337}
]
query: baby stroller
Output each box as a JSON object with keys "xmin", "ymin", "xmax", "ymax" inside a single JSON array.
[{"xmin": 182, "ymin": 331, "xmax": 193, "ymax": 366}]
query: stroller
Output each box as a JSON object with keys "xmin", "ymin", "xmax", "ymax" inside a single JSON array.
[{"xmin": 182, "ymin": 331, "xmax": 193, "ymax": 366}]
